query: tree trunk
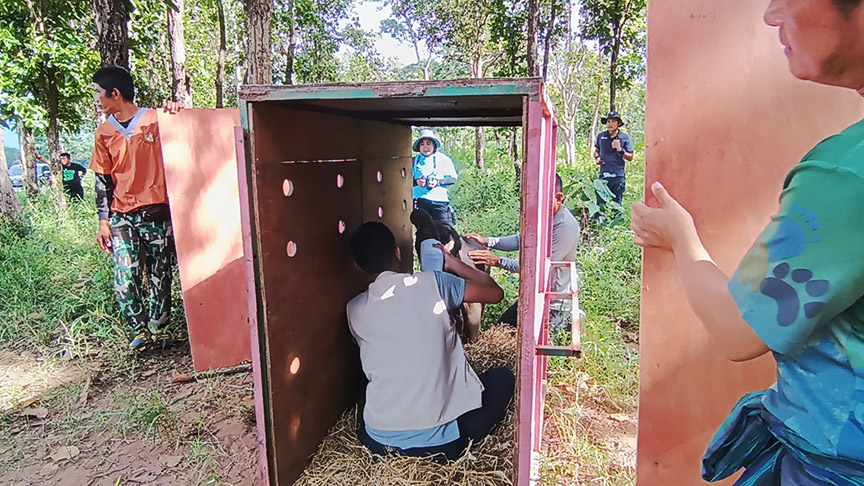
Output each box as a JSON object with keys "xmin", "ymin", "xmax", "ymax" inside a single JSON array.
[
  {"xmin": 244, "ymin": 0, "xmax": 273, "ymax": 84},
  {"xmin": 91, "ymin": 0, "xmax": 129, "ymax": 69},
  {"xmin": 167, "ymin": 0, "xmax": 192, "ymax": 107},
  {"xmin": 541, "ymin": 0, "xmax": 556, "ymax": 80},
  {"xmin": 527, "ymin": 0, "xmax": 540, "ymax": 77},
  {"xmin": 0, "ymin": 128, "xmax": 22, "ymax": 223},
  {"xmin": 216, "ymin": 0, "xmax": 227, "ymax": 107},
  {"xmin": 18, "ymin": 122, "xmax": 39, "ymax": 198},
  {"xmin": 285, "ymin": 0, "xmax": 296, "ymax": 84},
  {"xmin": 589, "ymin": 81, "xmax": 602, "ymax": 155},
  {"xmin": 509, "ymin": 128, "xmax": 521, "ymax": 178},
  {"xmin": 474, "ymin": 127, "xmax": 485, "ymax": 171},
  {"xmin": 46, "ymin": 66, "xmax": 66, "ymax": 207}
]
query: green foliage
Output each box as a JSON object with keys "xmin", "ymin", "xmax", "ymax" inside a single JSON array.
[
  {"xmin": 578, "ymin": 0, "xmax": 647, "ymax": 106},
  {"xmin": 0, "ymin": 189, "xmax": 124, "ymax": 349},
  {"xmin": 0, "ymin": 0, "xmax": 99, "ymax": 131}
]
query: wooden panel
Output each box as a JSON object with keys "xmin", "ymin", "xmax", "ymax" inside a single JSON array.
[
  {"xmin": 251, "ymin": 104, "xmax": 412, "ymax": 163},
  {"xmin": 515, "ymin": 98, "xmax": 557, "ymax": 485},
  {"xmin": 254, "ymin": 160, "xmax": 366, "ymax": 485},
  {"xmin": 640, "ymin": 1, "xmax": 864, "ymax": 484},
  {"xmin": 158, "ymin": 109, "xmax": 252, "ymax": 371},
  {"xmin": 358, "ymin": 120, "xmax": 413, "ymax": 273},
  {"xmin": 235, "ymin": 127, "xmax": 270, "ymax": 485}
]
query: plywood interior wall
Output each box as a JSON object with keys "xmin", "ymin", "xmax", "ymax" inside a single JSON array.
[
  {"xmin": 246, "ymin": 103, "xmax": 411, "ymax": 485},
  {"xmin": 640, "ymin": 1, "xmax": 864, "ymax": 484}
]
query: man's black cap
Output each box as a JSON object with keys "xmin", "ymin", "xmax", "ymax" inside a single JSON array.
[{"xmin": 600, "ymin": 111, "xmax": 625, "ymax": 127}]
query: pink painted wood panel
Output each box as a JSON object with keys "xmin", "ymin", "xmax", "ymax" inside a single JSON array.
[
  {"xmin": 640, "ymin": 1, "xmax": 864, "ymax": 484},
  {"xmin": 515, "ymin": 97, "xmax": 558, "ymax": 485},
  {"xmin": 158, "ymin": 109, "xmax": 252, "ymax": 371}
]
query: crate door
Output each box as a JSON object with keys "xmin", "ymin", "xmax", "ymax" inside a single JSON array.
[
  {"xmin": 158, "ymin": 109, "xmax": 252, "ymax": 371},
  {"xmin": 639, "ymin": 0, "xmax": 864, "ymax": 483},
  {"xmin": 514, "ymin": 99, "xmax": 558, "ymax": 485}
]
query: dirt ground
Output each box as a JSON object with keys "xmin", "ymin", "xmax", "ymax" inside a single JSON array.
[{"xmin": 1, "ymin": 337, "xmax": 636, "ymax": 486}]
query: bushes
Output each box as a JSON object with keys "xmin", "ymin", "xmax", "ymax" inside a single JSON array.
[{"xmin": 0, "ymin": 191, "xmax": 124, "ymax": 350}]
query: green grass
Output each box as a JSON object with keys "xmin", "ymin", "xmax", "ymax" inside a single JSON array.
[{"xmin": 0, "ymin": 187, "xmax": 124, "ymax": 351}]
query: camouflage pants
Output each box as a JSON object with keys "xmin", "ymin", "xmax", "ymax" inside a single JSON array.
[{"xmin": 110, "ymin": 212, "xmax": 174, "ymax": 333}]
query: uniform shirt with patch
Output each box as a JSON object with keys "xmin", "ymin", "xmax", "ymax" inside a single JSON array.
[
  {"xmin": 90, "ymin": 107, "xmax": 169, "ymax": 214},
  {"xmin": 728, "ymin": 118, "xmax": 864, "ymax": 463}
]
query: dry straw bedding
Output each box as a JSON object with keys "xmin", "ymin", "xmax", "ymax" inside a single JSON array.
[{"xmin": 295, "ymin": 325, "xmax": 519, "ymax": 486}]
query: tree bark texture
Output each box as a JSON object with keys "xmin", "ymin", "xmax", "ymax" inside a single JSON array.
[
  {"xmin": 284, "ymin": 0, "xmax": 296, "ymax": 84},
  {"xmin": 167, "ymin": 0, "xmax": 192, "ymax": 107},
  {"xmin": 474, "ymin": 127, "xmax": 485, "ymax": 171},
  {"xmin": 244, "ymin": 0, "xmax": 273, "ymax": 84},
  {"xmin": 589, "ymin": 81, "xmax": 602, "ymax": 155},
  {"xmin": 46, "ymin": 67, "xmax": 66, "ymax": 207},
  {"xmin": 18, "ymin": 121, "xmax": 39, "ymax": 198},
  {"xmin": 216, "ymin": 0, "xmax": 227, "ymax": 106},
  {"xmin": 0, "ymin": 129, "xmax": 22, "ymax": 223},
  {"xmin": 542, "ymin": 0, "xmax": 556, "ymax": 80},
  {"xmin": 527, "ymin": 0, "xmax": 540, "ymax": 77},
  {"xmin": 91, "ymin": 0, "xmax": 129, "ymax": 69}
]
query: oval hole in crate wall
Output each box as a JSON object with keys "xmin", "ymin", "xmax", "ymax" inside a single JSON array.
[
  {"xmin": 401, "ymin": 168, "xmax": 407, "ymax": 179},
  {"xmin": 286, "ymin": 241, "xmax": 297, "ymax": 257},
  {"xmin": 290, "ymin": 357, "xmax": 301, "ymax": 375},
  {"xmin": 402, "ymin": 200, "xmax": 407, "ymax": 211},
  {"xmin": 282, "ymin": 179, "xmax": 294, "ymax": 196},
  {"xmin": 336, "ymin": 174, "xmax": 344, "ymax": 188},
  {"xmin": 376, "ymin": 170, "xmax": 383, "ymax": 182},
  {"xmin": 378, "ymin": 206, "xmax": 384, "ymax": 218},
  {"xmin": 338, "ymin": 220, "xmax": 346, "ymax": 234}
]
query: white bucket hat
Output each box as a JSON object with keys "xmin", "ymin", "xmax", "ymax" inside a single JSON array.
[{"xmin": 412, "ymin": 129, "xmax": 442, "ymax": 152}]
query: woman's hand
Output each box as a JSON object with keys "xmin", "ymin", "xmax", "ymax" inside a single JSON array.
[{"xmin": 631, "ymin": 181, "xmax": 699, "ymax": 253}]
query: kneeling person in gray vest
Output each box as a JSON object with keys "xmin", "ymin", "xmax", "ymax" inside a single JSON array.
[{"xmin": 347, "ymin": 222, "xmax": 515, "ymax": 461}]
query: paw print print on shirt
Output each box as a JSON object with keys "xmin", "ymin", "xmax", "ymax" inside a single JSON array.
[
  {"xmin": 759, "ymin": 262, "xmax": 829, "ymax": 327},
  {"xmin": 767, "ymin": 204, "xmax": 822, "ymax": 262}
]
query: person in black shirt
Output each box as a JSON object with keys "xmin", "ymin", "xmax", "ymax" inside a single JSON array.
[{"xmin": 36, "ymin": 152, "xmax": 87, "ymax": 199}]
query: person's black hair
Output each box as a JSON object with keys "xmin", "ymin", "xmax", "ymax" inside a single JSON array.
[
  {"xmin": 60, "ymin": 152, "xmax": 71, "ymax": 159},
  {"xmin": 92, "ymin": 66, "xmax": 135, "ymax": 103},
  {"xmin": 555, "ymin": 173, "xmax": 563, "ymax": 194},
  {"xmin": 410, "ymin": 208, "xmax": 461, "ymax": 260},
  {"xmin": 351, "ymin": 222, "xmax": 397, "ymax": 274}
]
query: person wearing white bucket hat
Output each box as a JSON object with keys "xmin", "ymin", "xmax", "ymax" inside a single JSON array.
[{"xmin": 412, "ymin": 129, "xmax": 459, "ymax": 226}]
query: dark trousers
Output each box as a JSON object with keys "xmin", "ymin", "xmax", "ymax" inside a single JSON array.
[
  {"xmin": 415, "ymin": 198, "xmax": 456, "ymax": 227},
  {"xmin": 64, "ymin": 184, "xmax": 84, "ymax": 200},
  {"xmin": 357, "ymin": 367, "xmax": 515, "ymax": 462},
  {"xmin": 596, "ymin": 175, "xmax": 626, "ymax": 213}
]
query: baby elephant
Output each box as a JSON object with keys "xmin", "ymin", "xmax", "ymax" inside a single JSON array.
[{"xmin": 410, "ymin": 208, "xmax": 489, "ymax": 342}]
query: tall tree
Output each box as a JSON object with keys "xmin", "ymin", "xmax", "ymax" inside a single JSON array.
[
  {"xmin": 167, "ymin": 0, "xmax": 193, "ymax": 106},
  {"xmin": 526, "ymin": 0, "xmax": 539, "ymax": 76},
  {"xmin": 1, "ymin": 0, "xmax": 98, "ymax": 200},
  {"xmin": 17, "ymin": 121, "xmax": 39, "ymax": 198},
  {"xmin": 215, "ymin": 0, "xmax": 228, "ymax": 105},
  {"xmin": 579, "ymin": 0, "xmax": 646, "ymax": 111},
  {"xmin": 377, "ymin": 0, "xmax": 441, "ymax": 80},
  {"xmin": 273, "ymin": 0, "xmax": 353, "ymax": 85},
  {"xmin": 244, "ymin": 0, "xmax": 273, "ymax": 83},
  {"xmin": 433, "ymin": 0, "xmax": 499, "ymax": 170},
  {"xmin": 0, "ymin": 128, "xmax": 22, "ymax": 223},
  {"xmin": 92, "ymin": 0, "xmax": 130, "ymax": 68}
]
